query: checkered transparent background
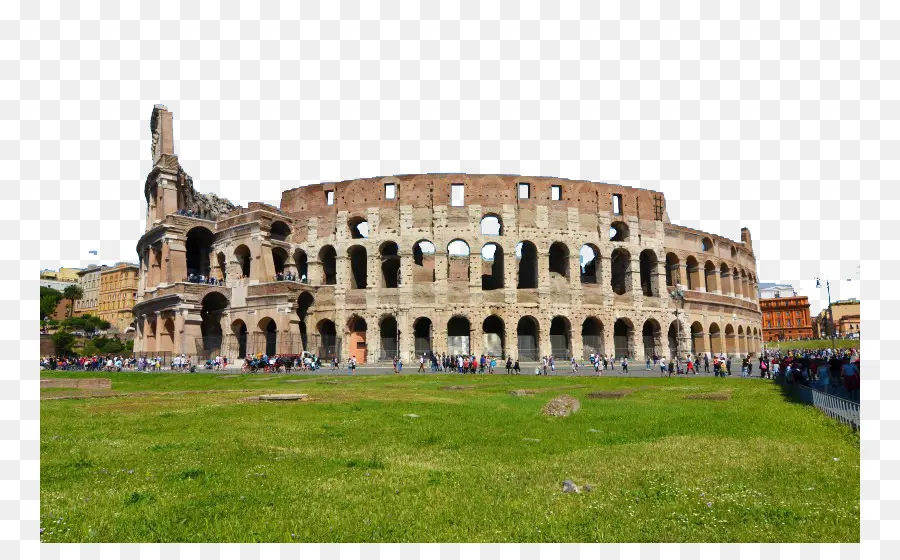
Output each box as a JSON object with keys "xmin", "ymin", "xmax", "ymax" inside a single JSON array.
[{"xmin": 9, "ymin": 0, "xmax": 892, "ymax": 556}]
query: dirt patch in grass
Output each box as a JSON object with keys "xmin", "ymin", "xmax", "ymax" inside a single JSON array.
[
  {"xmin": 509, "ymin": 389, "xmax": 536, "ymax": 397},
  {"xmin": 542, "ymin": 395, "xmax": 581, "ymax": 417},
  {"xmin": 530, "ymin": 384, "xmax": 588, "ymax": 394},
  {"xmin": 684, "ymin": 391, "xmax": 732, "ymax": 401},
  {"xmin": 587, "ymin": 389, "xmax": 635, "ymax": 399},
  {"xmin": 441, "ymin": 385, "xmax": 472, "ymax": 391}
]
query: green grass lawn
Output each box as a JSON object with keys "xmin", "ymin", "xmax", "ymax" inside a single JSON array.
[
  {"xmin": 764, "ymin": 339, "xmax": 859, "ymax": 352},
  {"xmin": 40, "ymin": 372, "xmax": 859, "ymax": 543}
]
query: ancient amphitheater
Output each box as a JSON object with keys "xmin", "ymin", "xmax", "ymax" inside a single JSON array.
[{"xmin": 133, "ymin": 106, "xmax": 763, "ymax": 364}]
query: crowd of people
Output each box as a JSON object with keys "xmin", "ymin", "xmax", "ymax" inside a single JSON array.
[
  {"xmin": 273, "ymin": 272, "xmax": 305, "ymax": 282},
  {"xmin": 241, "ymin": 353, "xmax": 325, "ymax": 372},
  {"xmin": 186, "ymin": 273, "xmax": 224, "ymax": 285},
  {"xmin": 760, "ymin": 347, "xmax": 860, "ymax": 401}
]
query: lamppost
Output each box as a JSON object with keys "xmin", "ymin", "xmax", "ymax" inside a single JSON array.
[{"xmin": 815, "ymin": 277, "xmax": 836, "ymax": 351}]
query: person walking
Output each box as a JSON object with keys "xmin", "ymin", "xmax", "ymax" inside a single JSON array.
[
  {"xmin": 513, "ymin": 359, "xmax": 520, "ymax": 375},
  {"xmin": 621, "ymin": 356, "xmax": 628, "ymax": 375},
  {"xmin": 571, "ymin": 356, "xmax": 578, "ymax": 372},
  {"xmin": 418, "ymin": 354, "xmax": 425, "ymax": 372},
  {"xmin": 506, "ymin": 357, "xmax": 512, "ymax": 375},
  {"xmin": 659, "ymin": 357, "xmax": 667, "ymax": 376},
  {"xmin": 703, "ymin": 355, "xmax": 709, "ymax": 373}
]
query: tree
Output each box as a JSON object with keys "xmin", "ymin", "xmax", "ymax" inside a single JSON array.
[
  {"xmin": 62, "ymin": 314, "xmax": 110, "ymax": 337},
  {"xmin": 51, "ymin": 330, "xmax": 76, "ymax": 356},
  {"xmin": 40, "ymin": 286, "xmax": 62, "ymax": 319},
  {"xmin": 62, "ymin": 285, "xmax": 84, "ymax": 319}
]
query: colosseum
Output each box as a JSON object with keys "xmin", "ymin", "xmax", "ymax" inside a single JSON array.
[{"xmin": 133, "ymin": 105, "xmax": 763, "ymax": 364}]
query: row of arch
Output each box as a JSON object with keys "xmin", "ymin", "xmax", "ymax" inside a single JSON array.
[
  {"xmin": 158, "ymin": 225, "xmax": 757, "ymax": 300},
  {"xmin": 665, "ymin": 253, "xmax": 758, "ymax": 299}
]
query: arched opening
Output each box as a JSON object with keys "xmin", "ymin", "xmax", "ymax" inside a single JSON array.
[
  {"xmin": 665, "ymin": 253, "xmax": 680, "ymax": 287},
  {"xmin": 318, "ymin": 245, "xmax": 337, "ymax": 285},
  {"xmin": 412, "ymin": 240, "xmax": 436, "ymax": 283},
  {"xmin": 516, "ymin": 241, "xmax": 538, "ymax": 289},
  {"xmin": 296, "ymin": 292, "xmax": 314, "ymax": 351},
  {"xmin": 316, "ymin": 319, "xmax": 337, "ymax": 360},
  {"xmin": 379, "ymin": 316, "xmax": 399, "ymax": 361},
  {"xmin": 668, "ymin": 321, "xmax": 680, "ymax": 358},
  {"xmin": 200, "ymin": 292, "xmax": 228, "ymax": 358},
  {"xmin": 709, "ymin": 323, "xmax": 723, "ymax": 354},
  {"xmin": 231, "ymin": 319, "xmax": 248, "ymax": 359},
  {"xmin": 610, "ymin": 221, "xmax": 629, "ymax": 242},
  {"xmin": 737, "ymin": 325, "xmax": 745, "ymax": 354},
  {"xmin": 725, "ymin": 324, "xmax": 736, "ymax": 356},
  {"xmin": 516, "ymin": 316, "xmax": 539, "ymax": 361},
  {"xmin": 548, "ymin": 242, "xmax": 570, "ymax": 280},
  {"xmin": 580, "ymin": 244, "xmax": 601, "ymax": 284},
  {"xmin": 640, "ymin": 249, "xmax": 659, "ymax": 297},
  {"xmin": 685, "ymin": 256, "xmax": 700, "ymax": 290},
  {"xmin": 447, "ymin": 240, "xmax": 470, "ymax": 282},
  {"xmin": 217, "ymin": 252, "xmax": 227, "ymax": 282},
  {"xmin": 610, "ymin": 248, "xmax": 631, "ymax": 295},
  {"xmin": 719, "ymin": 263, "xmax": 731, "ymax": 295},
  {"xmin": 348, "ymin": 245, "xmax": 368, "ymax": 289},
  {"xmin": 642, "ymin": 319, "xmax": 662, "ymax": 360},
  {"xmin": 272, "ymin": 246, "xmax": 288, "ymax": 276},
  {"xmin": 480, "ymin": 214, "xmax": 502, "ymax": 236},
  {"xmin": 270, "ymin": 221, "xmax": 291, "ymax": 242},
  {"xmin": 550, "ymin": 316, "xmax": 571, "ymax": 359},
  {"xmin": 701, "ymin": 237, "xmax": 713, "ymax": 252},
  {"xmin": 481, "ymin": 243, "xmax": 504, "ymax": 290},
  {"xmin": 730, "ymin": 246, "xmax": 737, "ymax": 259},
  {"xmin": 690, "ymin": 322, "xmax": 705, "ymax": 354},
  {"xmin": 347, "ymin": 316, "xmax": 367, "ymax": 363},
  {"xmin": 348, "ymin": 216, "xmax": 369, "ymax": 239},
  {"xmin": 234, "ymin": 245, "xmax": 251, "ymax": 279},
  {"xmin": 380, "ymin": 241, "xmax": 401, "ymax": 288},
  {"xmin": 186, "ymin": 227, "xmax": 214, "ymax": 279},
  {"xmin": 733, "ymin": 268, "xmax": 741, "ymax": 297},
  {"xmin": 447, "ymin": 316, "xmax": 471, "ymax": 355},
  {"xmin": 581, "ymin": 317, "xmax": 604, "ymax": 358},
  {"xmin": 480, "ymin": 315, "xmax": 504, "ymax": 357},
  {"xmin": 413, "ymin": 317, "xmax": 433, "ymax": 356},
  {"xmin": 613, "ymin": 318, "xmax": 634, "ymax": 359},
  {"xmin": 294, "ymin": 249, "xmax": 308, "ymax": 282},
  {"xmin": 704, "ymin": 261, "xmax": 718, "ymax": 293},
  {"xmin": 258, "ymin": 317, "xmax": 277, "ymax": 356}
]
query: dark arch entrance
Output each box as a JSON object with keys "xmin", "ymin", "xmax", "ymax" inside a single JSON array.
[
  {"xmin": 200, "ymin": 292, "xmax": 228, "ymax": 358},
  {"xmin": 318, "ymin": 246, "xmax": 337, "ymax": 285},
  {"xmin": 317, "ymin": 319, "xmax": 338, "ymax": 360},
  {"xmin": 482, "ymin": 315, "xmax": 505, "ymax": 357},
  {"xmin": 613, "ymin": 318, "xmax": 635, "ymax": 359},
  {"xmin": 642, "ymin": 319, "xmax": 661, "ymax": 360},
  {"xmin": 516, "ymin": 241, "xmax": 538, "ymax": 289},
  {"xmin": 348, "ymin": 246, "xmax": 368, "ymax": 289},
  {"xmin": 516, "ymin": 316, "xmax": 539, "ymax": 361},
  {"xmin": 550, "ymin": 316, "xmax": 571, "ymax": 359},
  {"xmin": 447, "ymin": 316, "xmax": 471, "ymax": 355},
  {"xmin": 231, "ymin": 320, "xmax": 248, "ymax": 359},
  {"xmin": 414, "ymin": 317, "xmax": 433, "ymax": 356},
  {"xmin": 257, "ymin": 317, "xmax": 277, "ymax": 356},
  {"xmin": 379, "ymin": 316, "xmax": 399, "ymax": 361},
  {"xmin": 234, "ymin": 245, "xmax": 251, "ymax": 278},
  {"xmin": 611, "ymin": 248, "xmax": 631, "ymax": 295},
  {"xmin": 668, "ymin": 321, "xmax": 680, "ymax": 358},
  {"xmin": 380, "ymin": 242, "xmax": 400, "ymax": 288},
  {"xmin": 481, "ymin": 243, "xmax": 504, "ymax": 291},
  {"xmin": 186, "ymin": 227, "xmax": 214, "ymax": 279},
  {"xmin": 582, "ymin": 317, "xmax": 604, "ymax": 359}
]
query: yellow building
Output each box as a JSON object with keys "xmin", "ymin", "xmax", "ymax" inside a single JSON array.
[
  {"xmin": 816, "ymin": 299, "xmax": 861, "ymax": 338},
  {"xmin": 98, "ymin": 263, "xmax": 139, "ymax": 332},
  {"xmin": 41, "ymin": 267, "xmax": 83, "ymax": 283},
  {"xmin": 74, "ymin": 265, "xmax": 106, "ymax": 317}
]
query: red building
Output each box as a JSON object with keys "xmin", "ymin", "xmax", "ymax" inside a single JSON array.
[{"xmin": 761, "ymin": 296, "xmax": 813, "ymax": 341}]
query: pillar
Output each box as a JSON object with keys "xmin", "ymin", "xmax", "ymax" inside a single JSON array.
[{"xmin": 630, "ymin": 257, "xmax": 643, "ymax": 298}]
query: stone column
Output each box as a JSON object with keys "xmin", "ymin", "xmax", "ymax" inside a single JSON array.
[
  {"xmin": 599, "ymin": 256, "xmax": 613, "ymax": 302},
  {"xmin": 308, "ymin": 260, "xmax": 324, "ymax": 286},
  {"xmin": 630, "ymin": 257, "xmax": 643, "ymax": 299},
  {"xmin": 336, "ymin": 255, "xmax": 350, "ymax": 289},
  {"xmin": 166, "ymin": 239, "xmax": 187, "ymax": 284},
  {"xmin": 181, "ymin": 309, "xmax": 203, "ymax": 359},
  {"xmin": 144, "ymin": 314, "xmax": 156, "ymax": 353}
]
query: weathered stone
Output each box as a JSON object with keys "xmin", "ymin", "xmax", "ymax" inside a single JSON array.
[
  {"xmin": 541, "ymin": 395, "xmax": 581, "ymax": 417},
  {"xmin": 562, "ymin": 480, "xmax": 579, "ymax": 493}
]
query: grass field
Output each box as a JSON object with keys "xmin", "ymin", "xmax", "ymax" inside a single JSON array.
[
  {"xmin": 764, "ymin": 339, "xmax": 859, "ymax": 352},
  {"xmin": 40, "ymin": 372, "xmax": 859, "ymax": 543}
]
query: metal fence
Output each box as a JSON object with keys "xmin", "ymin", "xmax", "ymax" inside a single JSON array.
[
  {"xmin": 613, "ymin": 336, "xmax": 635, "ymax": 359},
  {"xmin": 517, "ymin": 335, "xmax": 539, "ymax": 361},
  {"xmin": 447, "ymin": 335, "xmax": 470, "ymax": 356},
  {"xmin": 582, "ymin": 335, "xmax": 604, "ymax": 359},
  {"xmin": 549, "ymin": 335, "xmax": 570, "ymax": 360},
  {"xmin": 133, "ymin": 351, "xmax": 174, "ymax": 368},
  {"xmin": 775, "ymin": 377, "xmax": 859, "ymax": 431}
]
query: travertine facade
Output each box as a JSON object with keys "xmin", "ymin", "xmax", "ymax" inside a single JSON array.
[{"xmin": 134, "ymin": 106, "xmax": 763, "ymax": 362}]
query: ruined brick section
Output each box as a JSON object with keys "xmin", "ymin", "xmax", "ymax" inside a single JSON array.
[{"xmin": 133, "ymin": 107, "xmax": 763, "ymax": 363}]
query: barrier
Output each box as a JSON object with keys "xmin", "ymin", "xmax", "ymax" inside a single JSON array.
[{"xmin": 775, "ymin": 377, "xmax": 859, "ymax": 431}]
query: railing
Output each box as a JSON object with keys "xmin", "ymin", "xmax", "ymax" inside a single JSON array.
[{"xmin": 775, "ymin": 377, "xmax": 859, "ymax": 431}]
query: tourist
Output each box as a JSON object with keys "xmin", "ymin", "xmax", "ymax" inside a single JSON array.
[
  {"xmin": 571, "ymin": 356, "xmax": 578, "ymax": 372},
  {"xmin": 418, "ymin": 354, "xmax": 425, "ymax": 372},
  {"xmin": 659, "ymin": 358, "xmax": 667, "ymax": 376},
  {"xmin": 703, "ymin": 355, "xmax": 709, "ymax": 373},
  {"xmin": 541, "ymin": 356, "xmax": 548, "ymax": 376},
  {"xmin": 621, "ymin": 356, "xmax": 628, "ymax": 374},
  {"xmin": 513, "ymin": 359, "xmax": 520, "ymax": 374},
  {"xmin": 506, "ymin": 357, "xmax": 512, "ymax": 374},
  {"xmin": 490, "ymin": 357, "xmax": 496, "ymax": 374}
]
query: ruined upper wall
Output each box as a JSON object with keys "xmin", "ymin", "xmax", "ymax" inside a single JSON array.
[{"xmin": 280, "ymin": 174, "xmax": 667, "ymax": 224}]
